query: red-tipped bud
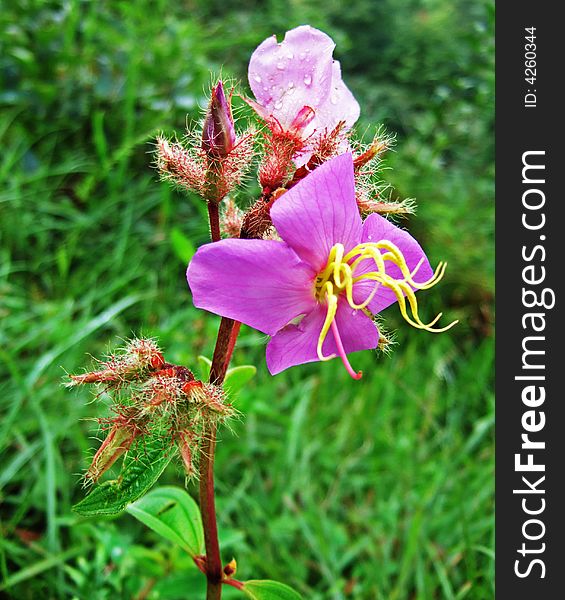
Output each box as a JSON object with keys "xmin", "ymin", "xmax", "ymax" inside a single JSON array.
[
  {"xmin": 68, "ymin": 369, "xmax": 119, "ymax": 386},
  {"xmin": 178, "ymin": 430, "xmax": 196, "ymax": 478},
  {"xmin": 86, "ymin": 416, "xmax": 141, "ymax": 483},
  {"xmin": 353, "ymin": 137, "xmax": 389, "ymax": 170},
  {"xmin": 202, "ymin": 81, "xmax": 236, "ymax": 158},
  {"xmin": 67, "ymin": 338, "xmax": 167, "ymax": 389}
]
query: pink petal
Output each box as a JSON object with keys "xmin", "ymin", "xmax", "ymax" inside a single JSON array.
[
  {"xmin": 187, "ymin": 239, "xmax": 316, "ymax": 336},
  {"xmin": 353, "ymin": 213, "xmax": 434, "ymax": 314},
  {"xmin": 270, "ymin": 153, "xmax": 362, "ymax": 271},
  {"xmin": 302, "ymin": 61, "xmax": 360, "ymax": 139},
  {"xmin": 266, "ymin": 299, "xmax": 379, "ymax": 375},
  {"xmin": 248, "ymin": 26, "xmax": 335, "ymax": 130}
]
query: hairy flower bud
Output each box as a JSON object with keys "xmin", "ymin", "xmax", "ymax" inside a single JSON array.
[
  {"xmin": 178, "ymin": 430, "xmax": 197, "ymax": 478},
  {"xmin": 67, "ymin": 338, "xmax": 165, "ymax": 389},
  {"xmin": 86, "ymin": 410, "xmax": 144, "ymax": 484},
  {"xmin": 202, "ymin": 81, "xmax": 236, "ymax": 158}
]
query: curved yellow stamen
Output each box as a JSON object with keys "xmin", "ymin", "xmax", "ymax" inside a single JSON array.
[
  {"xmin": 314, "ymin": 240, "xmax": 458, "ymax": 368},
  {"xmin": 316, "ymin": 281, "xmax": 338, "ymax": 361}
]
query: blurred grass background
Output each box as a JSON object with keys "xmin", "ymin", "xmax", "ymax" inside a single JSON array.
[{"xmin": 0, "ymin": 0, "xmax": 494, "ymax": 598}]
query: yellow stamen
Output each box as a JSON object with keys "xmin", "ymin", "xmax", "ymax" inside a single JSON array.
[
  {"xmin": 314, "ymin": 240, "xmax": 458, "ymax": 362},
  {"xmin": 316, "ymin": 281, "xmax": 338, "ymax": 361}
]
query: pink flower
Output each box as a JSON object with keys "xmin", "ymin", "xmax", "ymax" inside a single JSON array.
[
  {"xmin": 247, "ymin": 26, "xmax": 360, "ymax": 164},
  {"xmin": 187, "ymin": 154, "xmax": 454, "ymax": 378}
]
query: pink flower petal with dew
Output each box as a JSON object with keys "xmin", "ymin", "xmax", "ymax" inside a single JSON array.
[
  {"xmin": 302, "ymin": 60, "xmax": 360, "ymax": 139},
  {"xmin": 352, "ymin": 213, "xmax": 434, "ymax": 315},
  {"xmin": 187, "ymin": 239, "xmax": 316, "ymax": 336},
  {"xmin": 266, "ymin": 299, "xmax": 379, "ymax": 375},
  {"xmin": 248, "ymin": 25, "xmax": 335, "ymax": 131},
  {"xmin": 270, "ymin": 153, "xmax": 362, "ymax": 271},
  {"xmin": 292, "ymin": 61, "xmax": 360, "ymax": 167}
]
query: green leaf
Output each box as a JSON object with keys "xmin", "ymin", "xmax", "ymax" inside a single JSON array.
[
  {"xmin": 224, "ymin": 365, "xmax": 257, "ymax": 395},
  {"xmin": 126, "ymin": 486, "xmax": 204, "ymax": 557},
  {"xmin": 170, "ymin": 227, "xmax": 195, "ymax": 263},
  {"xmin": 242, "ymin": 580, "xmax": 303, "ymax": 600},
  {"xmin": 198, "ymin": 355, "xmax": 212, "ymax": 379},
  {"xmin": 72, "ymin": 436, "xmax": 172, "ymax": 516}
]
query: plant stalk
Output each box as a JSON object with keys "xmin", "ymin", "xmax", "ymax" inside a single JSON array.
[
  {"xmin": 199, "ymin": 199, "xmax": 241, "ymax": 600},
  {"xmin": 207, "ymin": 201, "xmax": 221, "ymax": 243}
]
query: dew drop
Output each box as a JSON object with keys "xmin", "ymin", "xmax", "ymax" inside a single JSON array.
[
  {"xmin": 287, "ymin": 52, "xmax": 294, "ymax": 59},
  {"xmin": 276, "ymin": 62, "xmax": 285, "ymax": 70},
  {"xmin": 253, "ymin": 74, "xmax": 262, "ymax": 83},
  {"xmin": 303, "ymin": 74, "xmax": 312, "ymax": 86},
  {"xmin": 274, "ymin": 99, "xmax": 283, "ymax": 110}
]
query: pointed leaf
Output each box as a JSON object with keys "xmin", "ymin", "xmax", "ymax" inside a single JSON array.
[
  {"xmin": 224, "ymin": 365, "xmax": 257, "ymax": 395},
  {"xmin": 126, "ymin": 486, "xmax": 204, "ymax": 557},
  {"xmin": 242, "ymin": 580, "xmax": 303, "ymax": 600},
  {"xmin": 72, "ymin": 436, "xmax": 172, "ymax": 516}
]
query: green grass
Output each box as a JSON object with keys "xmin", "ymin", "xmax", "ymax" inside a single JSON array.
[{"xmin": 1, "ymin": 1, "xmax": 493, "ymax": 598}]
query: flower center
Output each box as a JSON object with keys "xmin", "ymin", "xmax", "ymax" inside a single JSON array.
[{"xmin": 314, "ymin": 241, "xmax": 457, "ymax": 379}]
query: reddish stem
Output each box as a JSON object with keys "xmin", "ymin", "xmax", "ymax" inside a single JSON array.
[
  {"xmin": 199, "ymin": 201, "xmax": 242, "ymax": 600},
  {"xmin": 207, "ymin": 201, "xmax": 221, "ymax": 243},
  {"xmin": 223, "ymin": 579, "xmax": 245, "ymax": 590},
  {"xmin": 199, "ymin": 423, "xmax": 222, "ymax": 599}
]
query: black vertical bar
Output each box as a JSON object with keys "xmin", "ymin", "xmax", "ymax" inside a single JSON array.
[{"xmin": 496, "ymin": 2, "xmax": 563, "ymax": 598}]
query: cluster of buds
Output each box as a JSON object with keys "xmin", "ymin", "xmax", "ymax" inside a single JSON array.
[
  {"xmin": 156, "ymin": 35, "xmax": 411, "ymax": 242},
  {"xmin": 156, "ymin": 81, "xmax": 255, "ymax": 205},
  {"xmin": 69, "ymin": 339, "xmax": 235, "ymax": 483}
]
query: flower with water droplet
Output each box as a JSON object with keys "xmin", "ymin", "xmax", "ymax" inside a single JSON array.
[
  {"xmin": 187, "ymin": 154, "xmax": 457, "ymax": 378},
  {"xmin": 246, "ymin": 26, "xmax": 360, "ymax": 165}
]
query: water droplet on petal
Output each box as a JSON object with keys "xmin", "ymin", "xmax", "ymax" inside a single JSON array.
[
  {"xmin": 299, "ymin": 52, "xmax": 306, "ymax": 60},
  {"xmin": 303, "ymin": 74, "xmax": 312, "ymax": 86},
  {"xmin": 276, "ymin": 62, "xmax": 285, "ymax": 70},
  {"xmin": 330, "ymin": 94, "xmax": 338, "ymax": 105},
  {"xmin": 287, "ymin": 52, "xmax": 294, "ymax": 59},
  {"xmin": 367, "ymin": 235, "xmax": 373, "ymax": 240},
  {"xmin": 253, "ymin": 74, "xmax": 262, "ymax": 83},
  {"xmin": 274, "ymin": 99, "xmax": 283, "ymax": 110}
]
